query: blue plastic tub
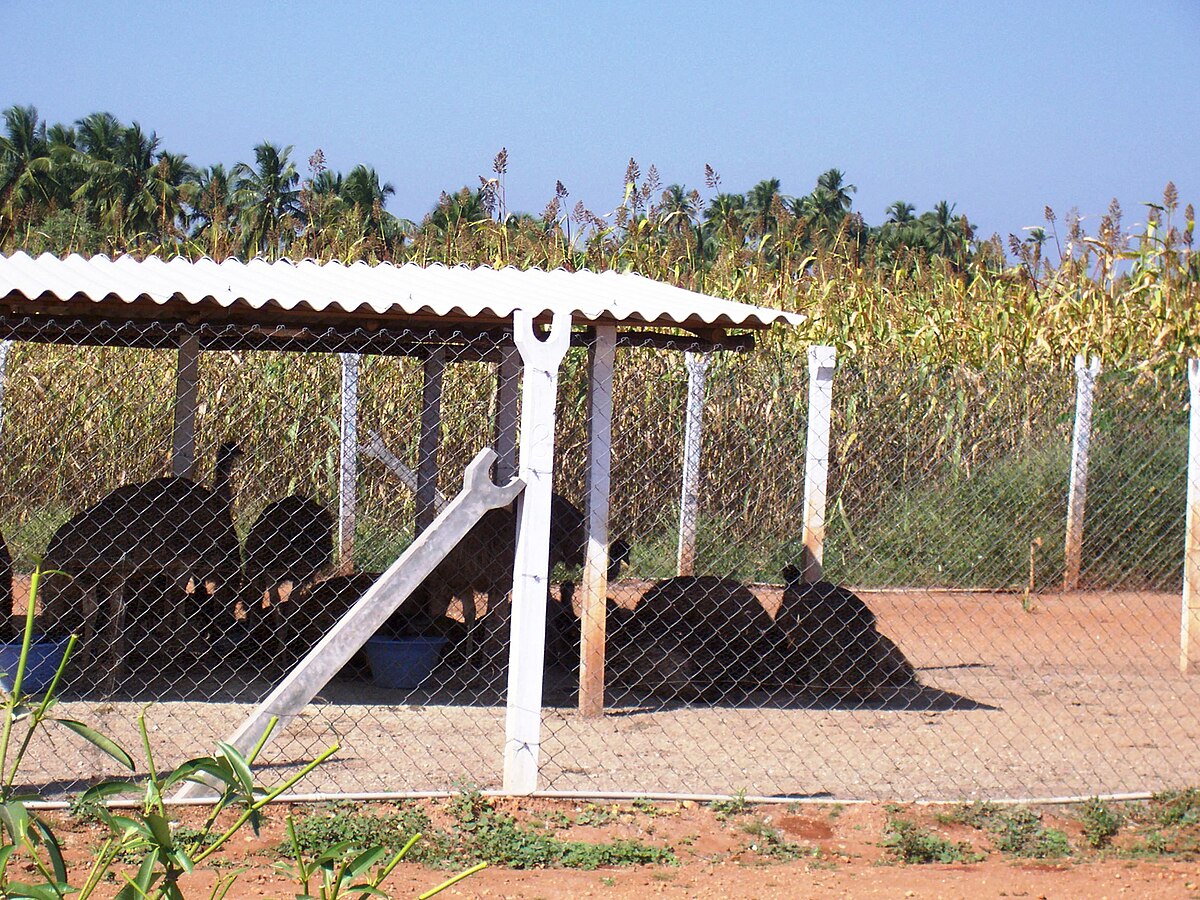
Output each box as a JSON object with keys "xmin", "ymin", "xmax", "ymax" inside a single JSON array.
[
  {"xmin": 0, "ymin": 639, "xmax": 70, "ymax": 694},
  {"xmin": 364, "ymin": 636, "xmax": 448, "ymax": 689}
]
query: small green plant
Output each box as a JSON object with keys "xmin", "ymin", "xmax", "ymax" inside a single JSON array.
[
  {"xmin": 880, "ymin": 817, "xmax": 982, "ymax": 865},
  {"xmin": 1078, "ymin": 797, "xmax": 1122, "ymax": 849},
  {"xmin": 740, "ymin": 818, "xmax": 813, "ymax": 862},
  {"xmin": 986, "ymin": 808, "xmax": 1071, "ymax": 858},
  {"xmin": 708, "ymin": 789, "xmax": 750, "ymax": 821},
  {"xmin": 1151, "ymin": 788, "xmax": 1200, "ymax": 827},
  {"xmin": 574, "ymin": 804, "xmax": 620, "ymax": 827}
]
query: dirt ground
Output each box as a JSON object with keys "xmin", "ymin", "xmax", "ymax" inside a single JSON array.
[
  {"xmin": 20, "ymin": 797, "xmax": 1200, "ymax": 899},
  {"xmin": 11, "ymin": 582, "xmax": 1200, "ymax": 801}
]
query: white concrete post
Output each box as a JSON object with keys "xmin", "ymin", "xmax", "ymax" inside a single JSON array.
[
  {"xmin": 416, "ymin": 348, "xmax": 446, "ymax": 534},
  {"xmin": 801, "ymin": 346, "xmax": 837, "ymax": 583},
  {"xmin": 1064, "ymin": 354, "xmax": 1101, "ymax": 591},
  {"xmin": 171, "ymin": 334, "xmax": 201, "ymax": 479},
  {"xmin": 0, "ymin": 340, "xmax": 11, "ymax": 441},
  {"xmin": 494, "ymin": 345, "xmax": 521, "ymax": 483},
  {"xmin": 580, "ymin": 324, "xmax": 616, "ymax": 718},
  {"xmin": 504, "ymin": 309, "xmax": 571, "ymax": 794},
  {"xmin": 1182, "ymin": 359, "xmax": 1200, "ymax": 673},
  {"xmin": 677, "ymin": 352, "xmax": 711, "ymax": 576},
  {"xmin": 174, "ymin": 449, "xmax": 523, "ymax": 800},
  {"xmin": 338, "ymin": 353, "xmax": 360, "ymax": 572}
]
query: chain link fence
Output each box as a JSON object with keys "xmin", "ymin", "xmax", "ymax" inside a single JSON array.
[{"xmin": 0, "ymin": 320, "xmax": 1196, "ymax": 801}]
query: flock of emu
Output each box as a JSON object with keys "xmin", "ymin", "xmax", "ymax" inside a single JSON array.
[{"xmin": 0, "ymin": 443, "xmax": 918, "ymax": 701}]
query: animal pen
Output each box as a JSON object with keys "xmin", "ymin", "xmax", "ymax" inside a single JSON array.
[{"xmin": 0, "ymin": 250, "xmax": 1199, "ymax": 803}]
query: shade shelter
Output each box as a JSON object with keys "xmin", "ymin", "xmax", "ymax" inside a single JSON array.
[{"xmin": 0, "ymin": 251, "xmax": 802, "ymax": 793}]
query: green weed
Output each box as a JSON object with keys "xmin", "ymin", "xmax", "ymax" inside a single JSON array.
[
  {"xmin": 1078, "ymin": 797, "xmax": 1122, "ymax": 849},
  {"xmin": 880, "ymin": 817, "xmax": 982, "ymax": 865}
]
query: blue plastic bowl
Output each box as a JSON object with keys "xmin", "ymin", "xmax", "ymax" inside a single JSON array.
[
  {"xmin": 0, "ymin": 639, "xmax": 70, "ymax": 694},
  {"xmin": 364, "ymin": 636, "xmax": 448, "ymax": 689}
]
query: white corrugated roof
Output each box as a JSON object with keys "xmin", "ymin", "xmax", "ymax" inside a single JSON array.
[{"xmin": 0, "ymin": 252, "xmax": 803, "ymax": 330}]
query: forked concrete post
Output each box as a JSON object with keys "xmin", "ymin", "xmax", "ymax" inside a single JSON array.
[
  {"xmin": 677, "ymin": 352, "xmax": 711, "ymax": 576},
  {"xmin": 801, "ymin": 346, "xmax": 837, "ymax": 583},
  {"xmin": 1182, "ymin": 360, "xmax": 1200, "ymax": 673},
  {"xmin": 1064, "ymin": 354, "xmax": 1101, "ymax": 591},
  {"xmin": 580, "ymin": 324, "xmax": 616, "ymax": 718},
  {"xmin": 173, "ymin": 449, "xmax": 523, "ymax": 800},
  {"xmin": 338, "ymin": 353, "xmax": 360, "ymax": 572},
  {"xmin": 171, "ymin": 333, "xmax": 201, "ymax": 479},
  {"xmin": 504, "ymin": 309, "xmax": 571, "ymax": 793}
]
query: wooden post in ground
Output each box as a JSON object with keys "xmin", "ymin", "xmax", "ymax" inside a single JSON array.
[
  {"xmin": 338, "ymin": 353, "xmax": 361, "ymax": 573},
  {"xmin": 416, "ymin": 347, "xmax": 446, "ymax": 534},
  {"xmin": 494, "ymin": 345, "xmax": 520, "ymax": 483},
  {"xmin": 677, "ymin": 352, "xmax": 711, "ymax": 576},
  {"xmin": 1181, "ymin": 359, "xmax": 1200, "ymax": 673},
  {"xmin": 171, "ymin": 333, "xmax": 201, "ymax": 479},
  {"xmin": 580, "ymin": 324, "xmax": 616, "ymax": 718},
  {"xmin": 1064, "ymin": 354, "xmax": 1101, "ymax": 591},
  {"xmin": 801, "ymin": 346, "xmax": 837, "ymax": 583},
  {"xmin": 0, "ymin": 340, "xmax": 11, "ymax": 441},
  {"xmin": 504, "ymin": 309, "xmax": 571, "ymax": 794}
]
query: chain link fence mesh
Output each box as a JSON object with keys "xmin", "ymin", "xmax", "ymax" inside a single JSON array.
[{"xmin": 0, "ymin": 319, "xmax": 1196, "ymax": 801}]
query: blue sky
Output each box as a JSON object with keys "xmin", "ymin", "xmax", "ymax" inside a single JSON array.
[{"xmin": 6, "ymin": 1, "xmax": 1197, "ymax": 240}]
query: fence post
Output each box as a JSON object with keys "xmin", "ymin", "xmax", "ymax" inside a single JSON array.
[
  {"xmin": 504, "ymin": 309, "xmax": 570, "ymax": 794},
  {"xmin": 1064, "ymin": 354, "xmax": 1101, "ymax": 591},
  {"xmin": 171, "ymin": 334, "xmax": 201, "ymax": 479},
  {"xmin": 494, "ymin": 345, "xmax": 520, "ymax": 483},
  {"xmin": 338, "ymin": 353, "xmax": 360, "ymax": 573},
  {"xmin": 416, "ymin": 347, "xmax": 446, "ymax": 534},
  {"xmin": 580, "ymin": 324, "xmax": 616, "ymax": 718},
  {"xmin": 0, "ymin": 340, "xmax": 10, "ymax": 441},
  {"xmin": 677, "ymin": 352, "xmax": 711, "ymax": 576},
  {"xmin": 802, "ymin": 346, "xmax": 837, "ymax": 583},
  {"xmin": 1182, "ymin": 359, "xmax": 1200, "ymax": 673}
]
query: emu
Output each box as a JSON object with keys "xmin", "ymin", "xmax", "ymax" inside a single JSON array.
[
  {"xmin": 775, "ymin": 565, "xmax": 916, "ymax": 697},
  {"xmin": 40, "ymin": 442, "xmax": 243, "ymax": 687}
]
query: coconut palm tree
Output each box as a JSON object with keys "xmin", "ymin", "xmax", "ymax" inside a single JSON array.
[
  {"xmin": 233, "ymin": 142, "xmax": 301, "ymax": 256},
  {"xmin": 745, "ymin": 178, "xmax": 783, "ymax": 240},
  {"xmin": 0, "ymin": 105, "xmax": 52, "ymax": 237},
  {"xmin": 885, "ymin": 200, "xmax": 917, "ymax": 225},
  {"xmin": 191, "ymin": 164, "xmax": 236, "ymax": 257}
]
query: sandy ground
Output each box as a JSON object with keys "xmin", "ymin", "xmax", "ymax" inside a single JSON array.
[{"xmin": 10, "ymin": 585, "xmax": 1200, "ymax": 802}]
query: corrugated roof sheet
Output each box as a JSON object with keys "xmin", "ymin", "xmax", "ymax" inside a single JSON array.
[{"xmin": 0, "ymin": 252, "xmax": 803, "ymax": 330}]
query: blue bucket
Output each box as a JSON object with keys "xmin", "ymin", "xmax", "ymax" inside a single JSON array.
[
  {"xmin": 0, "ymin": 640, "xmax": 70, "ymax": 694},
  {"xmin": 364, "ymin": 636, "xmax": 448, "ymax": 689}
]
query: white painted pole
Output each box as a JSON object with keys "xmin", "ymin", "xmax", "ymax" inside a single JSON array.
[
  {"xmin": 174, "ymin": 449, "xmax": 523, "ymax": 800},
  {"xmin": 1181, "ymin": 359, "xmax": 1200, "ymax": 673},
  {"xmin": 676, "ymin": 352, "xmax": 711, "ymax": 576},
  {"xmin": 801, "ymin": 346, "xmax": 837, "ymax": 583},
  {"xmin": 0, "ymin": 340, "xmax": 11, "ymax": 441},
  {"xmin": 416, "ymin": 348, "xmax": 446, "ymax": 534},
  {"xmin": 580, "ymin": 325, "xmax": 616, "ymax": 718},
  {"xmin": 495, "ymin": 345, "xmax": 520, "ymax": 483},
  {"xmin": 171, "ymin": 334, "xmax": 201, "ymax": 479},
  {"xmin": 338, "ymin": 353, "xmax": 360, "ymax": 573},
  {"xmin": 504, "ymin": 309, "xmax": 571, "ymax": 794},
  {"xmin": 1064, "ymin": 354, "xmax": 1101, "ymax": 591}
]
